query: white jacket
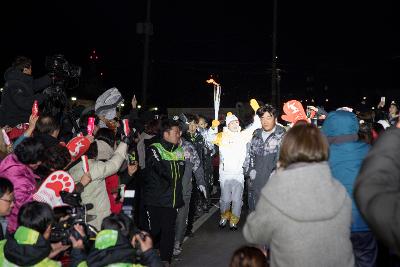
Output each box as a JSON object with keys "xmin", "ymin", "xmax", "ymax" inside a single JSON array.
[{"xmin": 208, "ymin": 115, "xmax": 261, "ymax": 183}]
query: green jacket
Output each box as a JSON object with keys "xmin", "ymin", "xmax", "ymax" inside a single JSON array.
[{"xmin": 0, "ymin": 226, "xmax": 60, "ymax": 266}]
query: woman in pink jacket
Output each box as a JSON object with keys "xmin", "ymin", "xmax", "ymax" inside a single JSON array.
[{"xmin": 0, "ymin": 137, "xmax": 45, "ymax": 233}]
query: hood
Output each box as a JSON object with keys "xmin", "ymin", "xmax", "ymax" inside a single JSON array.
[
  {"xmin": 4, "ymin": 67, "xmax": 33, "ymax": 84},
  {"xmin": 4, "ymin": 226, "xmax": 51, "ymax": 266},
  {"xmin": 87, "ymin": 230, "xmax": 135, "ymax": 267},
  {"xmin": 263, "ymin": 162, "xmax": 347, "ymax": 222},
  {"xmin": 96, "ymin": 139, "xmax": 114, "ymax": 161},
  {"xmin": 322, "ymin": 111, "xmax": 359, "ymax": 137}
]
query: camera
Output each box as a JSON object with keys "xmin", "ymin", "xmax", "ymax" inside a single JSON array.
[
  {"xmin": 50, "ymin": 191, "xmax": 97, "ymax": 245},
  {"xmin": 45, "ymin": 54, "xmax": 81, "ymax": 79}
]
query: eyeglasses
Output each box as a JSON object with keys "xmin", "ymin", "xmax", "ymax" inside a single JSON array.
[{"xmin": 0, "ymin": 198, "xmax": 14, "ymax": 204}]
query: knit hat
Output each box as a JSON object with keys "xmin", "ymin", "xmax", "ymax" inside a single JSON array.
[
  {"xmin": 225, "ymin": 112, "xmax": 239, "ymax": 126},
  {"xmin": 95, "ymin": 87, "xmax": 124, "ymax": 128}
]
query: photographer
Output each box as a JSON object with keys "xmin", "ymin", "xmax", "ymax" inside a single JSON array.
[
  {"xmin": 70, "ymin": 213, "xmax": 162, "ymax": 267},
  {"xmin": 0, "ymin": 201, "xmax": 69, "ymax": 266},
  {"xmin": 0, "ymin": 56, "xmax": 51, "ymax": 128}
]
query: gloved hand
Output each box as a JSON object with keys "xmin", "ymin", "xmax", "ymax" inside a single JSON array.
[
  {"xmin": 211, "ymin": 120, "xmax": 220, "ymax": 129},
  {"xmin": 249, "ymin": 169, "xmax": 257, "ymax": 180},
  {"xmin": 250, "ymin": 99, "xmax": 260, "ymax": 112},
  {"xmin": 199, "ymin": 185, "xmax": 207, "ymax": 199}
]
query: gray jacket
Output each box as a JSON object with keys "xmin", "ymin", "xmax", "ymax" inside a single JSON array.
[
  {"xmin": 181, "ymin": 139, "xmax": 205, "ymax": 198},
  {"xmin": 243, "ymin": 162, "xmax": 354, "ymax": 267},
  {"xmin": 244, "ymin": 125, "xmax": 285, "ymax": 187}
]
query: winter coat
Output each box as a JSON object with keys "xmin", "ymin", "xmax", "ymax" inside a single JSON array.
[
  {"xmin": 181, "ymin": 138, "xmax": 205, "ymax": 197},
  {"xmin": 0, "ymin": 67, "xmax": 51, "ymax": 127},
  {"xmin": 70, "ymin": 229, "xmax": 162, "ymax": 267},
  {"xmin": 322, "ymin": 110, "xmax": 371, "ymax": 232},
  {"xmin": 354, "ymin": 128, "xmax": 400, "ymax": 255},
  {"xmin": 244, "ymin": 125, "xmax": 286, "ymax": 195},
  {"xmin": 0, "ymin": 226, "xmax": 60, "ymax": 266},
  {"xmin": 243, "ymin": 162, "xmax": 354, "ymax": 267},
  {"xmin": 0, "ymin": 154, "xmax": 38, "ymax": 233},
  {"xmin": 144, "ymin": 139, "xmax": 185, "ymax": 209},
  {"xmin": 208, "ymin": 115, "xmax": 261, "ymax": 184},
  {"xmin": 69, "ymin": 142, "xmax": 128, "ymax": 230}
]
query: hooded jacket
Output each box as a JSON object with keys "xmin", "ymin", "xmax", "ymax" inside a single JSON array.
[
  {"xmin": 322, "ymin": 110, "xmax": 370, "ymax": 232},
  {"xmin": 69, "ymin": 142, "xmax": 128, "ymax": 230},
  {"xmin": 0, "ymin": 154, "xmax": 39, "ymax": 233},
  {"xmin": 243, "ymin": 162, "xmax": 354, "ymax": 267},
  {"xmin": 0, "ymin": 67, "xmax": 51, "ymax": 127},
  {"xmin": 354, "ymin": 128, "xmax": 400, "ymax": 255},
  {"xmin": 144, "ymin": 139, "xmax": 185, "ymax": 208},
  {"xmin": 70, "ymin": 229, "xmax": 162, "ymax": 267},
  {"xmin": 0, "ymin": 226, "xmax": 59, "ymax": 266}
]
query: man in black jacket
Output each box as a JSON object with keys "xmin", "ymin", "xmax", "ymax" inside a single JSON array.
[
  {"xmin": 0, "ymin": 56, "xmax": 51, "ymax": 127},
  {"xmin": 144, "ymin": 119, "xmax": 185, "ymax": 266},
  {"xmin": 354, "ymin": 127, "xmax": 400, "ymax": 256}
]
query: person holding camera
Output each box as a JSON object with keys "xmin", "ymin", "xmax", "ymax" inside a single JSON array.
[
  {"xmin": 0, "ymin": 56, "xmax": 51, "ymax": 129},
  {"xmin": 70, "ymin": 213, "xmax": 162, "ymax": 267},
  {"xmin": 0, "ymin": 201, "xmax": 69, "ymax": 266}
]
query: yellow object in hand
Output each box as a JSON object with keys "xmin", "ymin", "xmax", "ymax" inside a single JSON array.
[
  {"xmin": 250, "ymin": 99, "xmax": 260, "ymax": 112},
  {"xmin": 212, "ymin": 119, "xmax": 220, "ymax": 129}
]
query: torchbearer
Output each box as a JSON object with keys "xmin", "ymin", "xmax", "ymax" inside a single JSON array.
[{"xmin": 206, "ymin": 99, "xmax": 261, "ymax": 230}]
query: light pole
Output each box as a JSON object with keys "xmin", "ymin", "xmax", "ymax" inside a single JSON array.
[{"xmin": 271, "ymin": 0, "xmax": 279, "ymax": 108}]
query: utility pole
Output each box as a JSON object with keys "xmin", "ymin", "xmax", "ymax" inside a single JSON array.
[
  {"xmin": 141, "ymin": 0, "xmax": 152, "ymax": 107},
  {"xmin": 271, "ymin": 0, "xmax": 279, "ymax": 108}
]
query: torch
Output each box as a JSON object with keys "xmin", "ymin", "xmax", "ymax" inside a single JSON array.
[{"xmin": 206, "ymin": 78, "xmax": 221, "ymax": 120}]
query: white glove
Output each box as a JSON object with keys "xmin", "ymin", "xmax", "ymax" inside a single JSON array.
[
  {"xmin": 249, "ymin": 169, "xmax": 257, "ymax": 180},
  {"xmin": 199, "ymin": 185, "xmax": 207, "ymax": 198}
]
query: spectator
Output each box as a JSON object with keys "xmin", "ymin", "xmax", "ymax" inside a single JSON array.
[
  {"xmin": 243, "ymin": 124, "xmax": 354, "ymax": 267},
  {"xmin": 0, "ymin": 178, "xmax": 14, "ymax": 240},
  {"xmin": 0, "ymin": 137, "xmax": 45, "ymax": 233},
  {"xmin": 0, "ymin": 56, "xmax": 51, "ymax": 128},
  {"xmin": 230, "ymin": 246, "xmax": 268, "ymax": 267},
  {"xmin": 0, "ymin": 201, "xmax": 68, "ymax": 266},
  {"xmin": 354, "ymin": 127, "xmax": 400, "ymax": 256},
  {"xmin": 70, "ymin": 213, "xmax": 162, "ymax": 267},
  {"xmin": 322, "ymin": 110, "xmax": 377, "ymax": 266}
]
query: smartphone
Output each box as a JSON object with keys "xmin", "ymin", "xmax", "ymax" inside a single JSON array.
[
  {"xmin": 381, "ymin": 97, "xmax": 386, "ymax": 104},
  {"xmin": 128, "ymin": 151, "xmax": 137, "ymax": 165}
]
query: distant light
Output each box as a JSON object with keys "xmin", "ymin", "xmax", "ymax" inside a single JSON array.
[
  {"xmin": 95, "ymin": 56, "xmax": 98, "ymax": 59},
  {"xmin": 372, "ymin": 107, "xmax": 375, "ymax": 110},
  {"xmin": 311, "ymin": 99, "xmax": 315, "ymax": 103},
  {"xmin": 137, "ymin": 105, "xmax": 142, "ymax": 109},
  {"xmin": 325, "ymin": 98, "xmax": 329, "ymax": 102},
  {"xmin": 363, "ymin": 96, "xmax": 367, "ymax": 100},
  {"xmin": 71, "ymin": 97, "xmax": 77, "ymax": 101},
  {"xmin": 305, "ymin": 99, "xmax": 308, "ymax": 102},
  {"xmin": 100, "ymin": 72, "xmax": 103, "ymax": 76},
  {"xmin": 90, "ymin": 56, "xmax": 93, "ymax": 59},
  {"xmin": 154, "ymin": 107, "xmax": 158, "ymax": 111},
  {"xmin": 0, "ymin": 88, "xmax": 3, "ymax": 92},
  {"xmin": 93, "ymin": 50, "xmax": 96, "ymax": 54},
  {"xmin": 121, "ymin": 103, "xmax": 125, "ymax": 107}
]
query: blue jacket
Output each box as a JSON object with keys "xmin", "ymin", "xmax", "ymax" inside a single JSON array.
[{"xmin": 322, "ymin": 111, "xmax": 370, "ymax": 232}]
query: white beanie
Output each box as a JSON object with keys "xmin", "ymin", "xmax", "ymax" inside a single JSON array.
[
  {"xmin": 377, "ymin": 120, "xmax": 390, "ymax": 130},
  {"xmin": 225, "ymin": 112, "xmax": 239, "ymax": 126}
]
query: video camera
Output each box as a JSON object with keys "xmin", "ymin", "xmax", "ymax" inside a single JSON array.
[
  {"xmin": 45, "ymin": 54, "xmax": 81, "ymax": 80},
  {"xmin": 50, "ymin": 191, "xmax": 97, "ymax": 245}
]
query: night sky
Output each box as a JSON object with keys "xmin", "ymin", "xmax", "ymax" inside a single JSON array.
[{"xmin": 0, "ymin": 0, "xmax": 395, "ymax": 112}]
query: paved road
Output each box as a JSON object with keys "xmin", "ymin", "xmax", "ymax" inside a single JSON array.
[{"xmin": 172, "ymin": 205, "xmax": 249, "ymax": 267}]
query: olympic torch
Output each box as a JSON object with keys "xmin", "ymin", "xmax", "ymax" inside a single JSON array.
[{"xmin": 206, "ymin": 78, "xmax": 221, "ymax": 120}]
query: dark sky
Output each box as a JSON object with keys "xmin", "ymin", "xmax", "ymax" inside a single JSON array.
[{"xmin": 0, "ymin": 0, "xmax": 395, "ymax": 110}]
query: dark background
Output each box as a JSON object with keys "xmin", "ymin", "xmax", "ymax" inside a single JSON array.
[{"xmin": 0, "ymin": 0, "xmax": 396, "ymax": 113}]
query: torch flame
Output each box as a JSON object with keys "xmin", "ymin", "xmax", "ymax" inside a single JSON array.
[{"xmin": 206, "ymin": 78, "xmax": 220, "ymax": 86}]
